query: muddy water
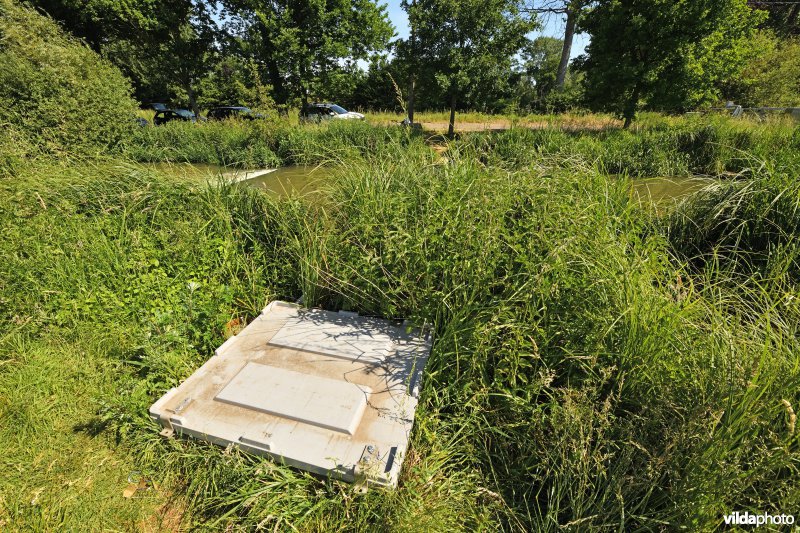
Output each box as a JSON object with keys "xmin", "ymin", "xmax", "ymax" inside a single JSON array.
[
  {"xmin": 631, "ymin": 176, "xmax": 714, "ymax": 209},
  {"xmin": 150, "ymin": 162, "xmax": 712, "ymax": 207},
  {"xmin": 241, "ymin": 165, "xmax": 333, "ymax": 197},
  {"xmin": 148, "ymin": 163, "xmax": 334, "ymax": 197}
]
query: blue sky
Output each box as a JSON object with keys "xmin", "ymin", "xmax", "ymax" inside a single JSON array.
[{"xmin": 382, "ymin": 0, "xmax": 590, "ymax": 59}]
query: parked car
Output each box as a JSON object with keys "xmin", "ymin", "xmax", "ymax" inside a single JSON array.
[
  {"xmin": 153, "ymin": 108, "xmax": 197, "ymax": 126},
  {"xmin": 300, "ymin": 103, "xmax": 364, "ymax": 123},
  {"xmin": 207, "ymin": 106, "xmax": 264, "ymax": 120}
]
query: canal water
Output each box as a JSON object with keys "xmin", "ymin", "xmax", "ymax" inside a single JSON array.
[
  {"xmin": 240, "ymin": 165, "xmax": 333, "ymax": 197},
  {"xmin": 631, "ymin": 176, "xmax": 714, "ymax": 210},
  {"xmin": 151, "ymin": 162, "xmax": 715, "ymax": 209}
]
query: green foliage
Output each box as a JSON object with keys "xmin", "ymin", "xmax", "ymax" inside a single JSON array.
[
  {"xmin": 754, "ymin": 0, "xmax": 800, "ymax": 37},
  {"xmin": 403, "ymin": 0, "xmax": 537, "ymax": 134},
  {"xmin": 522, "ymin": 36, "xmax": 563, "ymax": 101},
  {"xmin": 30, "ymin": 0, "xmax": 217, "ymax": 107},
  {"xmin": 273, "ymin": 140, "xmax": 800, "ymax": 529},
  {"xmin": 195, "ymin": 56, "xmax": 276, "ymax": 111},
  {"xmin": 0, "ymin": 0, "xmax": 138, "ymax": 155},
  {"xmin": 338, "ymin": 57, "xmax": 404, "ymax": 111},
  {"xmin": 667, "ymin": 170, "xmax": 800, "ymax": 285},
  {"xmin": 580, "ymin": 0, "xmax": 765, "ymax": 126},
  {"xmin": 128, "ymin": 120, "xmax": 424, "ymax": 167},
  {"xmin": 515, "ymin": 37, "xmax": 586, "ymax": 114},
  {"xmin": 726, "ymin": 30, "xmax": 800, "ymax": 106},
  {"xmin": 455, "ymin": 116, "xmax": 800, "ymax": 177},
  {"xmin": 129, "ymin": 120, "xmax": 282, "ymax": 168},
  {"xmin": 30, "ymin": 0, "xmax": 177, "ymax": 48},
  {"xmin": 539, "ymin": 74, "xmax": 586, "ymax": 113},
  {"xmin": 3, "ymin": 119, "xmax": 800, "ymax": 529},
  {"xmin": 223, "ymin": 0, "xmax": 394, "ymax": 105}
]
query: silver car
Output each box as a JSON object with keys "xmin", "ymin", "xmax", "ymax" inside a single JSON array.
[{"xmin": 301, "ymin": 103, "xmax": 364, "ymax": 123}]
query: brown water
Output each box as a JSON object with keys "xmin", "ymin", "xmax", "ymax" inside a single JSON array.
[
  {"xmin": 150, "ymin": 162, "xmax": 712, "ymax": 207},
  {"xmin": 631, "ymin": 176, "xmax": 714, "ymax": 209},
  {"xmin": 147, "ymin": 163, "xmax": 334, "ymax": 197},
  {"xmin": 242, "ymin": 165, "xmax": 333, "ymax": 197},
  {"xmin": 243, "ymin": 169, "xmax": 712, "ymax": 209},
  {"xmin": 147, "ymin": 162, "xmax": 231, "ymax": 181}
]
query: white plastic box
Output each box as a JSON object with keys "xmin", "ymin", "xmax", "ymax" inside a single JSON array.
[{"xmin": 149, "ymin": 301, "xmax": 431, "ymax": 487}]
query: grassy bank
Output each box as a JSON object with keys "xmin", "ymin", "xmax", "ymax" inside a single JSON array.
[
  {"xmin": 455, "ymin": 114, "xmax": 800, "ymax": 176},
  {"xmin": 127, "ymin": 119, "xmax": 424, "ymax": 168},
  {"xmin": 127, "ymin": 114, "xmax": 800, "ymax": 179},
  {"xmin": 2, "ymin": 120, "xmax": 799, "ymax": 530}
]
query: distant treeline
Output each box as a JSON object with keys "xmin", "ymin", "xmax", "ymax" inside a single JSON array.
[{"xmin": 7, "ymin": 0, "xmax": 800, "ymax": 130}]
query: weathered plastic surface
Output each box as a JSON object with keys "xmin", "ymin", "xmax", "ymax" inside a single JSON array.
[{"xmin": 149, "ymin": 301, "xmax": 431, "ymax": 487}]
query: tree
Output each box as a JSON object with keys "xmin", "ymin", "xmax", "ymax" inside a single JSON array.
[
  {"xmin": 223, "ymin": 0, "xmax": 393, "ymax": 106},
  {"xmin": 524, "ymin": 36, "xmax": 564, "ymax": 101},
  {"xmin": 723, "ymin": 30, "xmax": 800, "ymax": 106},
  {"xmin": 398, "ymin": 0, "xmax": 418, "ymax": 123},
  {"xmin": 749, "ymin": 0, "xmax": 800, "ymax": 36},
  {"xmin": 161, "ymin": 5, "xmax": 219, "ymax": 116},
  {"xmin": 524, "ymin": 0, "xmax": 589, "ymax": 89},
  {"xmin": 580, "ymin": 0, "xmax": 765, "ymax": 127},
  {"xmin": 30, "ymin": 0, "xmax": 219, "ymax": 107},
  {"xmin": 404, "ymin": 0, "xmax": 536, "ymax": 136},
  {"xmin": 30, "ymin": 0, "xmax": 176, "ymax": 50}
]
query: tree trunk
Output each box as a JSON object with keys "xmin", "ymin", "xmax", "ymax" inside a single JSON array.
[
  {"xmin": 448, "ymin": 89, "xmax": 457, "ymax": 137},
  {"xmin": 623, "ymin": 83, "xmax": 640, "ymax": 129},
  {"xmin": 408, "ymin": 76, "xmax": 416, "ymax": 123},
  {"xmin": 555, "ymin": 5, "xmax": 577, "ymax": 88},
  {"xmin": 186, "ymin": 79, "xmax": 200, "ymax": 118},
  {"xmin": 265, "ymin": 57, "xmax": 285, "ymax": 104},
  {"xmin": 259, "ymin": 24, "xmax": 286, "ymax": 104},
  {"xmin": 299, "ymin": 61, "xmax": 309, "ymax": 110},
  {"xmin": 408, "ymin": 0, "xmax": 416, "ymax": 123},
  {"xmin": 788, "ymin": 4, "xmax": 800, "ymax": 29}
]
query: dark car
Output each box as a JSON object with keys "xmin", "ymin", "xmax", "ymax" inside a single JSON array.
[
  {"xmin": 207, "ymin": 106, "xmax": 264, "ymax": 120},
  {"xmin": 300, "ymin": 102, "xmax": 364, "ymax": 123},
  {"xmin": 153, "ymin": 108, "xmax": 197, "ymax": 126}
]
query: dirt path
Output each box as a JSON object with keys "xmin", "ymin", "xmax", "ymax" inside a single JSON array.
[{"xmin": 419, "ymin": 118, "xmax": 620, "ymax": 133}]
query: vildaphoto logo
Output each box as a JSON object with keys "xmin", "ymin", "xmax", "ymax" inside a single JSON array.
[{"xmin": 723, "ymin": 511, "xmax": 795, "ymax": 527}]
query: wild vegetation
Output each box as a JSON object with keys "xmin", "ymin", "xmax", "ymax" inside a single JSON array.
[
  {"xmin": 2, "ymin": 0, "xmax": 800, "ymax": 531},
  {"xmin": 3, "ymin": 114, "xmax": 800, "ymax": 529},
  {"xmin": 28, "ymin": 0, "xmax": 800, "ymax": 125},
  {"xmin": 0, "ymin": 0, "xmax": 137, "ymax": 158}
]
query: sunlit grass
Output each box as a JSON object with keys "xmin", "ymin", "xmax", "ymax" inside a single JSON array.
[{"xmin": 2, "ymin": 119, "xmax": 799, "ymax": 529}]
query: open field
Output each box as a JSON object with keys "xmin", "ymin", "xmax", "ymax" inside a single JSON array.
[{"xmin": 2, "ymin": 116, "xmax": 800, "ymax": 530}]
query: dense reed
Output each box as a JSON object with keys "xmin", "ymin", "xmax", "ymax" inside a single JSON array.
[{"xmin": 1, "ymin": 120, "xmax": 798, "ymax": 530}]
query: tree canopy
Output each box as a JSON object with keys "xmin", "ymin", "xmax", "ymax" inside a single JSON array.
[
  {"xmin": 223, "ymin": 0, "xmax": 394, "ymax": 106},
  {"xmin": 524, "ymin": 36, "xmax": 564, "ymax": 101},
  {"xmin": 403, "ymin": 0, "xmax": 536, "ymax": 134},
  {"xmin": 23, "ymin": 0, "xmax": 798, "ymax": 120},
  {"xmin": 580, "ymin": 0, "xmax": 765, "ymax": 126}
]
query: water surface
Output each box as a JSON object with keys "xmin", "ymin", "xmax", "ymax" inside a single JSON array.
[
  {"xmin": 631, "ymin": 176, "xmax": 714, "ymax": 209},
  {"xmin": 150, "ymin": 162, "xmax": 714, "ymax": 208},
  {"xmin": 241, "ymin": 166, "xmax": 333, "ymax": 198}
]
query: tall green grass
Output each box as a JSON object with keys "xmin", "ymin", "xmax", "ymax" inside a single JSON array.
[
  {"xmin": 456, "ymin": 116, "xmax": 800, "ymax": 177},
  {"xmin": 666, "ymin": 169, "xmax": 800, "ymax": 290},
  {"xmin": 281, "ymin": 149, "xmax": 800, "ymax": 529},
  {"xmin": 128, "ymin": 119, "xmax": 425, "ymax": 168},
  {"xmin": 2, "ymin": 122, "xmax": 799, "ymax": 529}
]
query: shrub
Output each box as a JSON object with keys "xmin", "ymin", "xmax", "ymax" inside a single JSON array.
[{"xmin": 0, "ymin": 0, "xmax": 138, "ymax": 156}]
